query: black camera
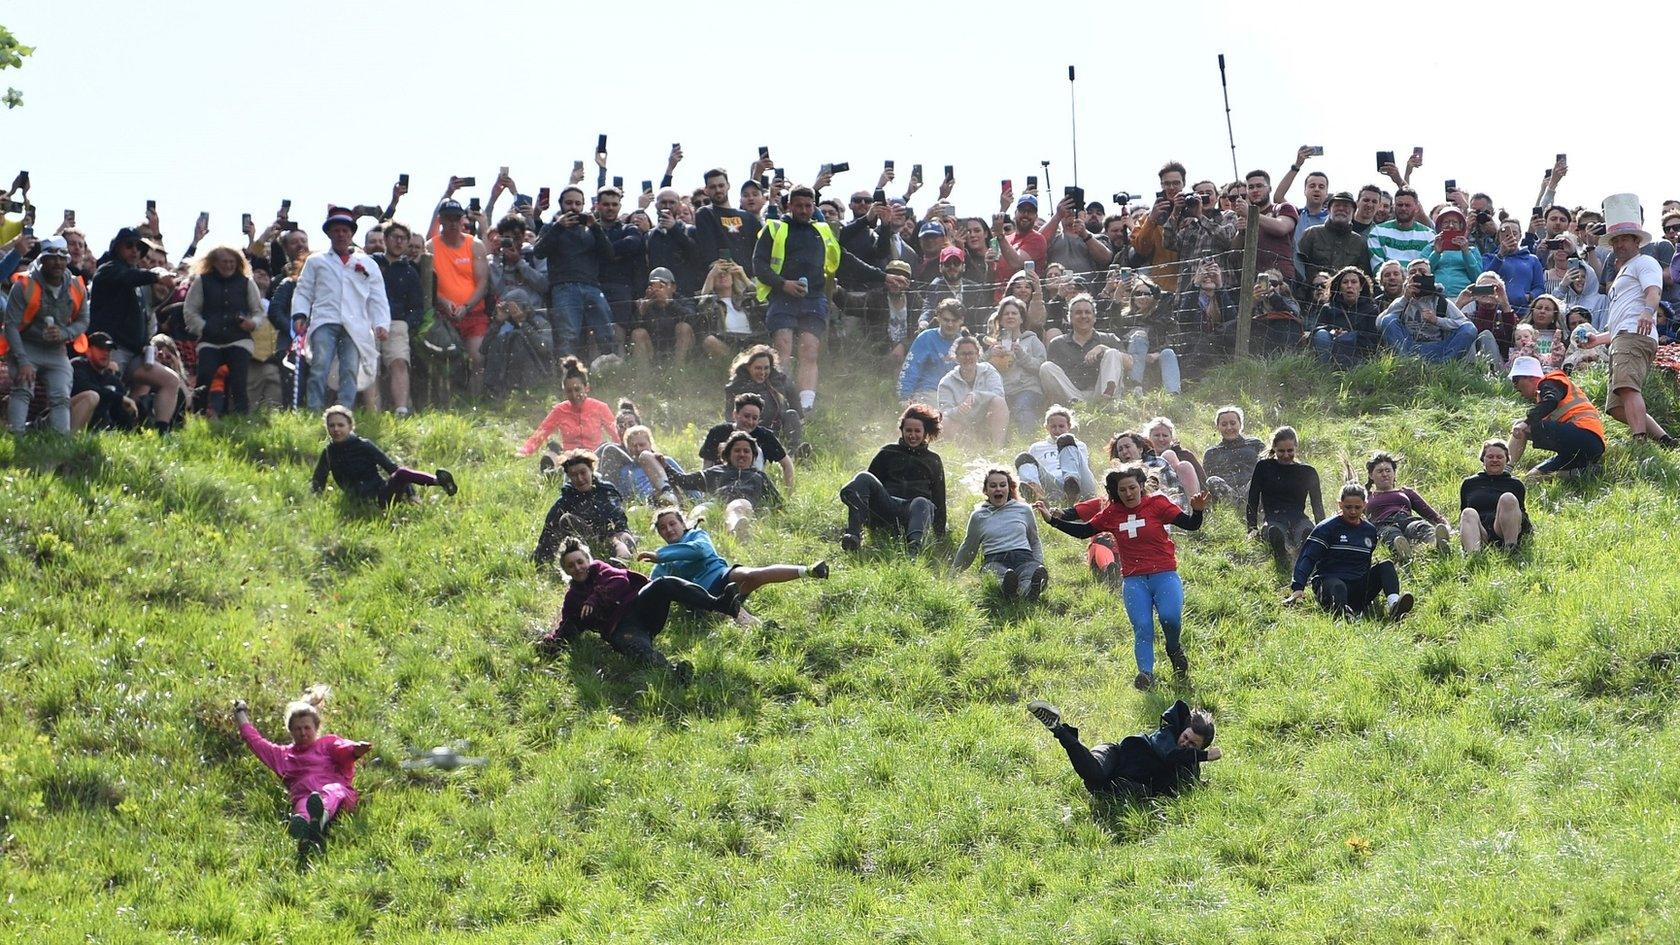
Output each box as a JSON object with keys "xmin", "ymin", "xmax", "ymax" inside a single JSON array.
[
  {"xmin": 1475, "ymin": 210, "xmax": 1492, "ymax": 225},
  {"xmin": 500, "ymin": 238, "xmax": 515, "ymax": 251},
  {"xmin": 1112, "ymin": 192, "xmax": 1133, "ymax": 205},
  {"xmin": 1410, "ymin": 274, "xmax": 1437, "ymax": 294}
]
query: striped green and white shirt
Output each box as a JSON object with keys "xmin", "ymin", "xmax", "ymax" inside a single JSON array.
[{"xmin": 1366, "ymin": 221, "xmax": 1435, "ymax": 271}]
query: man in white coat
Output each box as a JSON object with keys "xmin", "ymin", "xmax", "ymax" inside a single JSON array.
[{"xmin": 293, "ymin": 207, "xmax": 391, "ymax": 409}]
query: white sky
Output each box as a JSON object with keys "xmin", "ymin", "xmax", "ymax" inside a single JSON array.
[{"xmin": 6, "ymin": 0, "xmax": 1679, "ymax": 252}]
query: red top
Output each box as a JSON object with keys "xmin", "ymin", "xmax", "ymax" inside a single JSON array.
[
  {"xmin": 519, "ymin": 397, "xmax": 620, "ymax": 456},
  {"xmin": 1074, "ymin": 493, "xmax": 1183, "ymax": 576}
]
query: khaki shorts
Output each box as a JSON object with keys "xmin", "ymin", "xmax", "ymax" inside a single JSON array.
[
  {"xmin": 1605, "ymin": 332, "xmax": 1656, "ymax": 413},
  {"xmin": 380, "ymin": 321, "xmax": 411, "ymax": 365}
]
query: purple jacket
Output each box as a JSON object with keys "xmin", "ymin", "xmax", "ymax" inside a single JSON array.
[{"xmin": 560, "ymin": 560, "xmax": 649, "ymax": 637}]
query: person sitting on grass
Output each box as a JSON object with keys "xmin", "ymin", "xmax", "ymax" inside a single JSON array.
[
  {"xmin": 1458, "ymin": 439, "xmax": 1530, "ymax": 553},
  {"xmin": 723, "ymin": 344, "xmax": 806, "ymax": 457},
  {"xmin": 1108, "ymin": 428, "xmax": 1201, "ymax": 510},
  {"xmin": 1506, "ymin": 355, "xmax": 1606, "ymax": 477},
  {"xmin": 1037, "ymin": 465, "xmax": 1211, "ymax": 688},
  {"xmin": 533, "ymin": 449, "xmax": 636, "ymax": 565},
  {"xmin": 1201, "ymin": 405, "xmax": 1265, "ymax": 508},
  {"xmin": 699, "ymin": 391, "xmax": 796, "ymax": 496},
  {"xmin": 1363, "ymin": 451, "xmax": 1451, "ymax": 560},
  {"xmin": 670, "ymin": 430, "xmax": 785, "ymax": 539},
  {"xmin": 937, "ymin": 332, "xmax": 1009, "ymax": 447},
  {"xmin": 1014, "ymin": 403, "xmax": 1097, "ymax": 504},
  {"xmin": 232, "ymin": 684, "xmax": 371, "ymax": 858},
  {"xmin": 310, "ymin": 406, "xmax": 457, "ymax": 504},
  {"xmin": 952, "ymin": 467, "xmax": 1048, "ymax": 600},
  {"xmin": 640, "ymin": 505, "xmax": 827, "ymax": 627},
  {"xmin": 840, "ymin": 402, "xmax": 948, "ymax": 554},
  {"xmin": 596, "ymin": 424, "xmax": 695, "ymax": 505},
  {"xmin": 1246, "ymin": 425, "xmax": 1324, "ymax": 569},
  {"xmin": 1026, "ymin": 698, "xmax": 1220, "ymax": 800},
  {"xmin": 517, "ymin": 355, "xmax": 620, "ymax": 458},
  {"xmin": 1284, "ymin": 482, "xmax": 1416, "ymax": 621},
  {"xmin": 898, "ymin": 299, "xmax": 965, "ymax": 406},
  {"xmin": 537, "ymin": 536, "xmax": 748, "ymax": 682}
]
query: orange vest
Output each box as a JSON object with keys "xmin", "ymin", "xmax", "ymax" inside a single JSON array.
[
  {"xmin": 1, "ymin": 272, "xmax": 88, "ymax": 357},
  {"xmin": 432, "ymin": 235, "xmax": 482, "ymax": 313},
  {"xmin": 1541, "ymin": 370, "xmax": 1604, "ymax": 439}
]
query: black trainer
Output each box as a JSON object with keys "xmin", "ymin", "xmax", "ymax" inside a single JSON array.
[
  {"xmin": 1001, "ymin": 568, "xmax": 1020, "ymax": 598},
  {"xmin": 1133, "ymin": 671, "xmax": 1156, "ymax": 691},
  {"xmin": 810, "ymin": 560, "xmax": 830, "ymax": 580},
  {"xmin": 436, "ymin": 468, "xmax": 458, "ymax": 496},
  {"xmin": 1387, "ymin": 592, "xmax": 1415, "ymax": 621},
  {"xmin": 1027, "ymin": 568, "xmax": 1049, "ymax": 600},
  {"xmin": 672, "ymin": 660, "xmax": 694, "ymax": 684},
  {"xmin": 841, "ymin": 533, "xmax": 861, "ymax": 552},
  {"xmin": 1026, "ymin": 699, "xmax": 1062, "ymax": 729},
  {"xmin": 1167, "ymin": 647, "xmax": 1189, "ymax": 677},
  {"xmin": 305, "ymin": 792, "xmax": 328, "ymax": 853}
]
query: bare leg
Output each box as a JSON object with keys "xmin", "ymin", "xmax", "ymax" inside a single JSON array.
[
  {"xmin": 1458, "ymin": 508, "xmax": 1483, "ymax": 553},
  {"xmin": 464, "ymin": 335, "xmax": 485, "ymax": 398},
  {"xmin": 629, "ymin": 328, "xmax": 654, "ymax": 360},
  {"xmin": 772, "ymin": 327, "xmax": 794, "ymax": 366},
  {"xmin": 725, "ymin": 498, "xmax": 755, "ymax": 540},
  {"xmin": 69, "ymin": 391, "xmax": 100, "ymax": 431},
  {"xmin": 725, "ymin": 564, "xmax": 807, "ymax": 597},
  {"xmin": 130, "ymin": 363, "xmax": 181, "ymax": 422},
  {"xmin": 635, "ymin": 451, "xmax": 671, "ymax": 493},
  {"xmin": 1507, "ymin": 423, "xmax": 1528, "ymax": 467},
  {"xmin": 701, "ymin": 334, "xmax": 729, "ymax": 359},
  {"xmin": 796, "ymin": 330, "xmax": 821, "ymax": 403},
  {"xmin": 1493, "ymin": 493, "xmax": 1524, "ymax": 549},
  {"xmin": 674, "ymin": 323, "xmax": 695, "ymax": 363},
  {"xmin": 985, "ymin": 397, "xmax": 1008, "ymax": 446},
  {"xmin": 388, "ymin": 358, "xmax": 411, "ymax": 413},
  {"xmin": 1162, "ymin": 449, "xmax": 1200, "ymax": 494}
]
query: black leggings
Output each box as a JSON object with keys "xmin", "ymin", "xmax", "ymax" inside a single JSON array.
[
  {"xmin": 195, "ymin": 345, "xmax": 252, "ymax": 414},
  {"xmin": 840, "ymin": 471, "xmax": 934, "ymax": 543},
  {"xmin": 1530, "ymin": 420, "xmax": 1605, "ymax": 473},
  {"xmin": 1315, "ymin": 561, "xmax": 1400, "ymax": 614},
  {"xmin": 1052, "ymin": 724, "xmax": 1147, "ymax": 798},
  {"xmin": 607, "ymin": 576, "xmax": 738, "ymax": 668}
]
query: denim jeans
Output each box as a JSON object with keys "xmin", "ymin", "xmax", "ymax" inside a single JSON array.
[
  {"xmin": 1380, "ymin": 317, "xmax": 1475, "ymax": 362},
  {"xmin": 307, "ymin": 324, "xmax": 359, "ymax": 410},
  {"xmin": 1121, "ymin": 570, "xmax": 1184, "ymax": 675},
  {"xmin": 1311, "ymin": 329, "xmax": 1365, "ymax": 367},
  {"xmin": 551, "ymin": 283, "xmax": 618, "ymax": 355},
  {"xmin": 1127, "ymin": 331, "xmax": 1181, "ymax": 393}
]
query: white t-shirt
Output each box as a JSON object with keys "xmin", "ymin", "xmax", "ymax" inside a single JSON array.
[{"xmin": 1606, "ymin": 253, "xmax": 1662, "ymax": 337}]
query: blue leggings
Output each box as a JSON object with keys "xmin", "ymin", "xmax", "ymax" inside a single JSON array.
[{"xmin": 1121, "ymin": 570, "xmax": 1183, "ymax": 674}]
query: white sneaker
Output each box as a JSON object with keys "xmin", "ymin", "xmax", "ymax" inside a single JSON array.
[
  {"xmin": 1432, "ymin": 522, "xmax": 1451, "ymax": 550},
  {"xmin": 1391, "ymin": 534, "xmax": 1411, "ymax": 562}
]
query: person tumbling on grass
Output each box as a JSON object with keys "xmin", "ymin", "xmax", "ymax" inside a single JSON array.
[
  {"xmin": 1026, "ymin": 698, "xmax": 1220, "ymax": 800},
  {"xmin": 641, "ymin": 505, "xmax": 828, "ymax": 627},
  {"xmin": 537, "ymin": 536, "xmax": 750, "ymax": 683},
  {"xmin": 1284, "ymin": 482, "xmax": 1415, "ymax": 621},
  {"xmin": 310, "ymin": 405, "xmax": 457, "ymax": 504},
  {"xmin": 951, "ymin": 466, "xmax": 1048, "ymax": 600},
  {"xmin": 1035, "ymin": 464, "xmax": 1210, "ymax": 689},
  {"xmin": 232, "ymin": 685, "xmax": 371, "ymax": 858}
]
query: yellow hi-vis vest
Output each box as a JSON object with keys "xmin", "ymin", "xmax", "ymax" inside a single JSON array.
[{"xmin": 755, "ymin": 218, "xmax": 841, "ymax": 303}]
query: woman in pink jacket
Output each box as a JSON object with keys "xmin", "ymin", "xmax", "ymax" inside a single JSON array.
[{"xmin": 233, "ymin": 685, "xmax": 371, "ymax": 857}]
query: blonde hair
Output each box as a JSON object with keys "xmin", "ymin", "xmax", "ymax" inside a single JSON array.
[
  {"xmin": 622, "ymin": 424, "xmax": 655, "ymax": 450},
  {"xmin": 322, "ymin": 405, "xmax": 354, "ymax": 426},
  {"xmin": 283, "ymin": 684, "xmax": 332, "ymax": 731},
  {"xmin": 191, "ymin": 245, "xmax": 252, "ymax": 279}
]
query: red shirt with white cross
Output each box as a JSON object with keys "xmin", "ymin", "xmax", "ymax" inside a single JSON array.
[{"xmin": 1074, "ymin": 493, "xmax": 1183, "ymax": 577}]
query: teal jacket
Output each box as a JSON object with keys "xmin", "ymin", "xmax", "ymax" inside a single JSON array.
[{"xmin": 649, "ymin": 527, "xmax": 731, "ymax": 590}]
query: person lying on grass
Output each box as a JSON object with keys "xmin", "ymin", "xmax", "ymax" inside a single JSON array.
[
  {"xmin": 952, "ymin": 466, "xmax": 1048, "ymax": 599},
  {"xmin": 233, "ymin": 685, "xmax": 371, "ymax": 858},
  {"xmin": 1284, "ymin": 482, "xmax": 1415, "ymax": 621},
  {"xmin": 669, "ymin": 430, "xmax": 785, "ymax": 540},
  {"xmin": 1027, "ymin": 698, "xmax": 1219, "ymax": 800},
  {"xmin": 310, "ymin": 405, "xmax": 456, "ymax": 504},
  {"xmin": 641, "ymin": 505, "xmax": 827, "ymax": 627},
  {"xmin": 538, "ymin": 536, "xmax": 750, "ymax": 682}
]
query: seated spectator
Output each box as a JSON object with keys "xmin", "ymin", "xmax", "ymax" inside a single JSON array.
[
  {"xmin": 1549, "ymin": 258, "xmax": 1608, "ymax": 329},
  {"xmin": 139, "ymin": 334, "xmax": 194, "ymax": 426},
  {"xmin": 1172, "ymin": 258, "xmax": 1240, "ymax": 371},
  {"xmin": 1363, "ymin": 451, "xmax": 1450, "ymax": 561},
  {"xmin": 918, "ymin": 246, "xmax": 990, "ymax": 331},
  {"xmin": 533, "ymin": 449, "xmax": 636, "ymax": 564},
  {"xmin": 840, "ymin": 402, "xmax": 947, "ymax": 553},
  {"xmin": 1112, "ymin": 276, "xmax": 1182, "ymax": 393},
  {"xmin": 89, "ymin": 227, "xmax": 184, "ymax": 429},
  {"xmin": 952, "ymin": 467, "xmax": 1047, "ymax": 599},
  {"xmin": 1458, "ymin": 439, "xmax": 1529, "ymax": 553},
  {"xmin": 868, "ymin": 258, "xmax": 915, "ymax": 360},
  {"xmin": 1285, "ymin": 483, "xmax": 1416, "ymax": 621},
  {"xmin": 1309, "ymin": 266, "xmax": 1382, "ymax": 366},
  {"xmin": 309, "ymin": 406, "xmax": 456, "ymax": 505},
  {"xmin": 984, "ymin": 297, "xmax": 1047, "ymax": 433},
  {"xmin": 1039, "ymin": 294, "xmax": 1128, "ymax": 403},
  {"xmin": 641, "ymin": 506, "xmax": 826, "ymax": 624},
  {"xmin": 69, "ymin": 332, "xmax": 139, "ymax": 430},
  {"xmin": 937, "ymin": 332, "xmax": 1008, "ymax": 447},
  {"xmin": 597, "ymin": 424, "xmax": 694, "ymax": 505},
  {"xmin": 1377, "ymin": 270, "xmax": 1476, "ymax": 363},
  {"xmin": 999, "ymin": 269, "xmax": 1050, "ymax": 337},
  {"xmin": 5, "ymin": 237, "xmax": 89, "ymax": 434},
  {"xmin": 1455, "ymin": 271, "xmax": 1520, "ymax": 364},
  {"xmin": 1026, "ymin": 698, "xmax": 1220, "ymax": 800},
  {"xmin": 486, "ymin": 228, "xmax": 549, "ymax": 318},
  {"xmin": 1482, "ymin": 220, "xmax": 1544, "ymax": 315},
  {"xmin": 1372, "ymin": 259, "xmax": 1406, "ymax": 311},
  {"xmin": 537, "ymin": 536, "xmax": 745, "ymax": 682},
  {"xmin": 517, "ymin": 355, "xmax": 620, "ymax": 457},
  {"xmin": 628, "ymin": 268, "xmax": 702, "ymax": 363},
  {"xmin": 723, "ymin": 345, "xmax": 803, "ymax": 452},
  {"xmin": 1249, "ymin": 268, "xmax": 1303, "ymax": 356},
  {"xmin": 1297, "ymin": 191, "xmax": 1367, "ymax": 291},
  {"xmin": 671, "ymin": 430, "xmax": 784, "ymax": 539},
  {"xmin": 899, "ymin": 299, "xmax": 965, "ymax": 406},
  {"xmin": 1425, "ymin": 208, "xmax": 1484, "ymax": 299},
  {"xmin": 1246, "ymin": 425, "xmax": 1324, "ymax": 569},
  {"xmin": 1562, "ymin": 305, "xmax": 1608, "ymax": 372},
  {"xmin": 482, "ymin": 299, "xmax": 555, "ymax": 399},
  {"xmin": 694, "ymin": 258, "xmax": 761, "ymax": 351},
  {"xmin": 1202, "ymin": 405, "xmax": 1264, "ymax": 507},
  {"xmin": 1506, "ymin": 356, "xmax": 1606, "ymax": 476},
  {"xmin": 1517, "ymin": 295, "xmax": 1570, "ymax": 370},
  {"xmin": 1015, "ymin": 403, "xmax": 1097, "ymax": 503},
  {"xmin": 699, "ymin": 391, "xmax": 795, "ymax": 494}
]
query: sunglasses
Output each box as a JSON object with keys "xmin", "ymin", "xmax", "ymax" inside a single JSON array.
[{"xmin": 1665, "ymin": 224, "xmax": 1680, "ymax": 233}]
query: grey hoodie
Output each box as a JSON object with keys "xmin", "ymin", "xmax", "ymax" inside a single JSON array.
[{"xmin": 953, "ymin": 498, "xmax": 1042, "ymax": 571}]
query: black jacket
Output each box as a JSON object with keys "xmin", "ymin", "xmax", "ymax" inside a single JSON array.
[
  {"xmin": 533, "ymin": 219, "xmax": 613, "ymax": 287},
  {"xmin": 89, "ymin": 258, "xmax": 163, "ymax": 354},
  {"xmin": 670, "ymin": 463, "xmax": 782, "ymax": 510},
  {"xmin": 311, "ymin": 435, "xmax": 399, "ymax": 498},
  {"xmin": 374, "ymin": 253, "xmax": 425, "ymax": 327},
  {"xmin": 694, "ymin": 204, "xmax": 761, "ymax": 272},
  {"xmin": 866, "ymin": 441, "xmax": 948, "ymax": 536},
  {"xmin": 1095, "ymin": 700, "xmax": 1210, "ymax": 797},
  {"xmin": 533, "ymin": 479, "xmax": 630, "ymax": 565}
]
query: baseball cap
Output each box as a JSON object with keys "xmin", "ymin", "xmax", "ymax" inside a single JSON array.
[
  {"xmin": 438, "ymin": 199, "xmax": 466, "ymax": 217},
  {"xmin": 885, "ymin": 259, "xmax": 912, "ymax": 277},
  {"xmin": 917, "ymin": 222, "xmax": 945, "ymax": 238},
  {"xmin": 648, "ymin": 267, "xmax": 676, "ymax": 284},
  {"xmin": 938, "ymin": 246, "xmax": 966, "ymax": 263},
  {"xmin": 84, "ymin": 331, "xmax": 115, "ymax": 350},
  {"xmin": 37, "ymin": 236, "xmax": 69, "ymax": 257},
  {"xmin": 1507, "ymin": 356, "xmax": 1543, "ymax": 380},
  {"xmin": 1016, "ymin": 194, "xmax": 1039, "ymax": 210}
]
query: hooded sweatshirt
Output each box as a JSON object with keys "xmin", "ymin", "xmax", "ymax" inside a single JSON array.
[
  {"xmin": 650, "ymin": 527, "xmax": 731, "ymax": 591},
  {"xmin": 953, "ymin": 499, "xmax": 1042, "ymax": 571}
]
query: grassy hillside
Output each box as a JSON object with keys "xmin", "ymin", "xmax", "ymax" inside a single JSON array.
[{"xmin": 2, "ymin": 354, "xmax": 1678, "ymax": 944}]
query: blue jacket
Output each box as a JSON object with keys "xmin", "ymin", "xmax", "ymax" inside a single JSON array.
[
  {"xmin": 1482, "ymin": 248, "xmax": 1544, "ymax": 313},
  {"xmin": 898, "ymin": 326, "xmax": 958, "ymax": 399},
  {"xmin": 1291, "ymin": 515, "xmax": 1379, "ymax": 592},
  {"xmin": 650, "ymin": 527, "xmax": 731, "ymax": 591}
]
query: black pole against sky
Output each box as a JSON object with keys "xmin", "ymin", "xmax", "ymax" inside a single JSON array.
[
  {"xmin": 1218, "ymin": 54, "xmax": 1239, "ymax": 181},
  {"xmin": 1068, "ymin": 65, "xmax": 1080, "ymax": 187}
]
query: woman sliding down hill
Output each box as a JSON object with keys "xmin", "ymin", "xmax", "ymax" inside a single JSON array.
[
  {"xmin": 232, "ymin": 685, "xmax": 371, "ymax": 860},
  {"xmin": 1026, "ymin": 698, "xmax": 1220, "ymax": 800}
]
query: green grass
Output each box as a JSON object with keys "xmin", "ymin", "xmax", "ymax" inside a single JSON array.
[{"xmin": 3, "ymin": 353, "xmax": 1679, "ymax": 943}]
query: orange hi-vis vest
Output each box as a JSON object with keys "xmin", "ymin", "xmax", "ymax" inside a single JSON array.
[
  {"xmin": 1541, "ymin": 370, "xmax": 1604, "ymax": 440},
  {"xmin": 1, "ymin": 272, "xmax": 89, "ymax": 357}
]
